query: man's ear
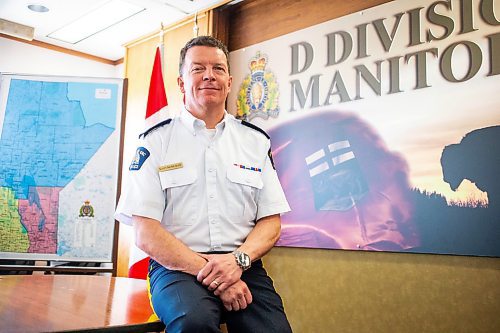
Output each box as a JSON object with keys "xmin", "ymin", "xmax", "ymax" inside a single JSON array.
[
  {"xmin": 227, "ymin": 75, "xmax": 233, "ymax": 93},
  {"xmin": 177, "ymin": 76, "xmax": 185, "ymax": 93}
]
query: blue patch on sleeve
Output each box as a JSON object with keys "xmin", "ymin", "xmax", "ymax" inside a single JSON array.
[{"xmin": 129, "ymin": 147, "xmax": 150, "ymax": 171}]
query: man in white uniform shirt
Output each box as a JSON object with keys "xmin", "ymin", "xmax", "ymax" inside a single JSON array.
[{"xmin": 115, "ymin": 36, "xmax": 292, "ymax": 333}]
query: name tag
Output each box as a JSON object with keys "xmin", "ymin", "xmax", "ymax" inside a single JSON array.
[{"xmin": 159, "ymin": 162, "xmax": 183, "ymax": 172}]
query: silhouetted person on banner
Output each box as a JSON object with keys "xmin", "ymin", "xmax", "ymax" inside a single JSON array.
[{"xmin": 268, "ymin": 111, "xmax": 419, "ymax": 251}]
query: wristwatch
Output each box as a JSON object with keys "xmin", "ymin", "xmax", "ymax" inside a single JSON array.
[{"xmin": 232, "ymin": 250, "xmax": 251, "ymax": 271}]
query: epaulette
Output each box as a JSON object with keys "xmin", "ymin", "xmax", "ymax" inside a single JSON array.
[
  {"xmin": 139, "ymin": 119, "xmax": 172, "ymax": 139},
  {"xmin": 241, "ymin": 120, "xmax": 270, "ymax": 139},
  {"xmin": 242, "ymin": 120, "xmax": 275, "ymax": 169}
]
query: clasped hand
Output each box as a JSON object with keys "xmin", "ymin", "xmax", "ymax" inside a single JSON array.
[{"xmin": 196, "ymin": 253, "xmax": 252, "ymax": 311}]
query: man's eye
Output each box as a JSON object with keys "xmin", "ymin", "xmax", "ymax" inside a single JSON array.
[{"xmin": 192, "ymin": 67, "xmax": 203, "ymax": 72}]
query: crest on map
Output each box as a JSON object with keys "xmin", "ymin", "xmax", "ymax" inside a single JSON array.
[
  {"xmin": 236, "ymin": 52, "xmax": 280, "ymax": 121},
  {"xmin": 79, "ymin": 200, "xmax": 95, "ymax": 218}
]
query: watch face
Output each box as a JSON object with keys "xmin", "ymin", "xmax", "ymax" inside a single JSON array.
[
  {"xmin": 240, "ymin": 253, "xmax": 250, "ymax": 267},
  {"xmin": 236, "ymin": 251, "xmax": 250, "ymax": 269}
]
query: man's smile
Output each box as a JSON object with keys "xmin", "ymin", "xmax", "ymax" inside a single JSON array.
[{"xmin": 199, "ymin": 86, "xmax": 220, "ymax": 90}]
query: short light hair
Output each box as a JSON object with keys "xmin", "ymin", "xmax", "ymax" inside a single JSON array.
[{"xmin": 179, "ymin": 35, "xmax": 230, "ymax": 75}]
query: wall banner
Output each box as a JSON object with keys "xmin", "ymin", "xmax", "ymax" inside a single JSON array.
[{"xmin": 228, "ymin": 0, "xmax": 500, "ymax": 256}]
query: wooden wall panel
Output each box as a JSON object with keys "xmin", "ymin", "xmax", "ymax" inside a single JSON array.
[
  {"xmin": 211, "ymin": 7, "xmax": 230, "ymax": 47},
  {"xmin": 222, "ymin": 0, "xmax": 392, "ymax": 51}
]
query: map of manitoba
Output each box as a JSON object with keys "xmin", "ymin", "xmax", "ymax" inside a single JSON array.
[{"xmin": 0, "ymin": 75, "xmax": 123, "ymax": 262}]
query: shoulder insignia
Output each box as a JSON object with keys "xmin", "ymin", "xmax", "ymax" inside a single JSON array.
[
  {"xmin": 139, "ymin": 119, "xmax": 172, "ymax": 139},
  {"xmin": 129, "ymin": 147, "xmax": 150, "ymax": 171},
  {"xmin": 241, "ymin": 120, "xmax": 270, "ymax": 139}
]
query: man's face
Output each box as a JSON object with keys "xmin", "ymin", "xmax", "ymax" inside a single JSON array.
[{"xmin": 178, "ymin": 46, "xmax": 232, "ymax": 111}]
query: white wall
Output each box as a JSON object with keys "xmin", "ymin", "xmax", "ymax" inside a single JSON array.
[{"xmin": 0, "ymin": 37, "xmax": 123, "ymax": 78}]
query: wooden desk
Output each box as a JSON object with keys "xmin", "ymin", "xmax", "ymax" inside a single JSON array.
[{"xmin": 0, "ymin": 275, "xmax": 165, "ymax": 333}]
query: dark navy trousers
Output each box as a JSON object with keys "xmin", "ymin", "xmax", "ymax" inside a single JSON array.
[{"xmin": 148, "ymin": 259, "xmax": 292, "ymax": 333}]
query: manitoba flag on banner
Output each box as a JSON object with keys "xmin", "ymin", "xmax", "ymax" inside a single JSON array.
[{"xmin": 128, "ymin": 46, "xmax": 168, "ymax": 279}]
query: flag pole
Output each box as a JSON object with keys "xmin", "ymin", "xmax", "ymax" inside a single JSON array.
[{"xmin": 159, "ymin": 23, "xmax": 164, "ymax": 77}]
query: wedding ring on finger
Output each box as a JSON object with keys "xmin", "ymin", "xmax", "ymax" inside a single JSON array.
[{"xmin": 213, "ymin": 280, "xmax": 220, "ymax": 287}]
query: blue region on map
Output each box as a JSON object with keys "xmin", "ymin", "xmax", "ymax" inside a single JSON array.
[
  {"xmin": 67, "ymin": 82, "xmax": 118, "ymax": 128},
  {"xmin": 0, "ymin": 79, "xmax": 115, "ymax": 199}
]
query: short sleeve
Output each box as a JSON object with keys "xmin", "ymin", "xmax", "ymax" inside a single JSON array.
[
  {"xmin": 114, "ymin": 134, "xmax": 165, "ymax": 225},
  {"xmin": 255, "ymin": 148, "xmax": 291, "ymax": 221}
]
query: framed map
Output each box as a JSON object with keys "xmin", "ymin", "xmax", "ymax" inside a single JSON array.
[{"xmin": 0, "ymin": 73, "xmax": 125, "ymax": 263}]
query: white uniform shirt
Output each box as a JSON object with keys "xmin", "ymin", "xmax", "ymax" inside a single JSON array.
[{"xmin": 115, "ymin": 109, "xmax": 290, "ymax": 252}]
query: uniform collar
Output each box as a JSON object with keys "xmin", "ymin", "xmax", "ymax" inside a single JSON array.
[{"xmin": 180, "ymin": 107, "xmax": 228, "ymax": 136}]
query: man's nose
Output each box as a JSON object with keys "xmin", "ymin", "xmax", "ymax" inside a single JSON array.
[{"xmin": 203, "ymin": 68, "xmax": 215, "ymax": 81}]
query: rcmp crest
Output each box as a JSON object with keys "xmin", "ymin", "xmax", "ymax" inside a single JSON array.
[
  {"xmin": 76, "ymin": 200, "xmax": 97, "ymax": 247},
  {"xmin": 79, "ymin": 200, "xmax": 94, "ymax": 218},
  {"xmin": 236, "ymin": 52, "xmax": 280, "ymax": 121}
]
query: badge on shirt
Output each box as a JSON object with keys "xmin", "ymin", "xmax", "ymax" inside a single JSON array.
[
  {"xmin": 159, "ymin": 162, "xmax": 183, "ymax": 172},
  {"xmin": 129, "ymin": 147, "xmax": 150, "ymax": 171},
  {"xmin": 233, "ymin": 163, "xmax": 262, "ymax": 172}
]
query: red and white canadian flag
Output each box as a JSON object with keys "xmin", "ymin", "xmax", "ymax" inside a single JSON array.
[
  {"xmin": 145, "ymin": 46, "xmax": 169, "ymax": 127},
  {"xmin": 128, "ymin": 46, "xmax": 168, "ymax": 279}
]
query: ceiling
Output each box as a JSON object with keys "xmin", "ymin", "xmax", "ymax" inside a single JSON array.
[{"xmin": 0, "ymin": 0, "xmax": 231, "ymax": 61}]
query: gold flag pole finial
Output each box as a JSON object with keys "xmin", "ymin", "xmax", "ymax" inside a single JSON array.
[
  {"xmin": 159, "ymin": 23, "xmax": 164, "ymax": 77},
  {"xmin": 193, "ymin": 12, "xmax": 199, "ymax": 37},
  {"xmin": 160, "ymin": 23, "xmax": 164, "ymax": 44}
]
